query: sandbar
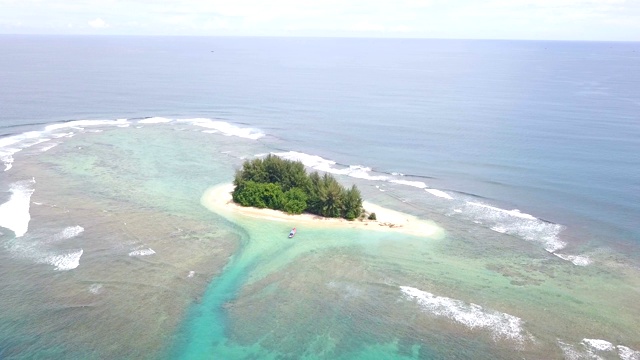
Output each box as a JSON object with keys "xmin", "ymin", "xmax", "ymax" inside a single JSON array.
[{"xmin": 201, "ymin": 183, "xmax": 444, "ymax": 238}]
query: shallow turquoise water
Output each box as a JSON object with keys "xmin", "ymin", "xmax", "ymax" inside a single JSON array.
[{"xmin": 0, "ymin": 122, "xmax": 638, "ymax": 359}]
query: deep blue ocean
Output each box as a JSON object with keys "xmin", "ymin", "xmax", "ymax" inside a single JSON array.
[{"xmin": 1, "ymin": 35, "xmax": 639, "ymax": 359}]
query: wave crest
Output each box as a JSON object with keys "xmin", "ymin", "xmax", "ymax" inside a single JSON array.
[
  {"xmin": 400, "ymin": 286, "xmax": 531, "ymax": 344},
  {"xmin": 0, "ymin": 178, "xmax": 36, "ymax": 237},
  {"xmin": 44, "ymin": 249, "xmax": 84, "ymax": 271}
]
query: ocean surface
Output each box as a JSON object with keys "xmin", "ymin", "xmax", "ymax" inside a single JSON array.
[{"xmin": 0, "ymin": 35, "xmax": 639, "ymax": 359}]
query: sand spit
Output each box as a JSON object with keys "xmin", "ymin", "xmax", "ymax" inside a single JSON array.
[{"xmin": 201, "ymin": 183, "xmax": 444, "ymax": 238}]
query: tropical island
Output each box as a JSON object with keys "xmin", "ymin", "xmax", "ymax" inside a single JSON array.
[
  {"xmin": 199, "ymin": 154, "xmax": 443, "ymax": 238},
  {"xmin": 232, "ymin": 155, "xmax": 366, "ymax": 220}
]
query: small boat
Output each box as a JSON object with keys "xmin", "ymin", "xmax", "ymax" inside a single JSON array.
[{"xmin": 288, "ymin": 227, "xmax": 296, "ymax": 238}]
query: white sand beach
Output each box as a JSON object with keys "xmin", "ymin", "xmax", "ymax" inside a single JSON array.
[{"xmin": 201, "ymin": 183, "xmax": 444, "ymax": 238}]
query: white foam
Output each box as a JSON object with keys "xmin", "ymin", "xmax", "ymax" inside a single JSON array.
[
  {"xmin": 467, "ymin": 202, "xmax": 536, "ymax": 220},
  {"xmin": 558, "ymin": 340, "xmax": 591, "ymax": 360},
  {"xmin": 180, "ymin": 118, "xmax": 265, "ymax": 140},
  {"xmin": 559, "ymin": 339, "xmax": 639, "ymax": 360},
  {"xmin": 389, "ymin": 179, "xmax": 428, "ymax": 189},
  {"xmin": 51, "ymin": 132, "xmax": 75, "ymax": 138},
  {"xmin": 400, "ymin": 286, "xmax": 530, "ymax": 343},
  {"xmin": 3, "ymin": 231, "xmax": 81, "ymax": 271},
  {"xmin": 582, "ymin": 339, "xmax": 614, "ymax": 352},
  {"xmin": 40, "ymin": 143, "xmax": 59, "ymax": 152},
  {"xmin": 269, "ymin": 152, "xmax": 449, "ymax": 198},
  {"xmin": 138, "ymin": 117, "xmax": 172, "ymax": 124},
  {"xmin": 0, "ymin": 178, "xmax": 36, "ymax": 237},
  {"xmin": 44, "ymin": 249, "xmax": 83, "ymax": 271},
  {"xmin": 44, "ymin": 119, "xmax": 130, "ymax": 132},
  {"xmin": 129, "ymin": 248, "xmax": 156, "ymax": 256},
  {"xmin": 89, "ymin": 283, "xmax": 104, "ymax": 294},
  {"xmin": 458, "ymin": 201, "xmax": 566, "ymax": 252},
  {"xmin": 618, "ymin": 345, "xmax": 640, "ymax": 360},
  {"xmin": 52, "ymin": 226, "xmax": 85, "ymax": 242},
  {"xmin": 345, "ymin": 165, "xmax": 389, "ymax": 180},
  {"xmin": 491, "ymin": 226, "xmax": 508, "ymax": 234},
  {"xmin": 554, "ymin": 253, "xmax": 592, "ymax": 266},
  {"xmin": 0, "ymin": 131, "xmax": 48, "ymax": 171},
  {"xmin": 273, "ymin": 151, "xmax": 340, "ymax": 173},
  {"xmin": 4, "ymin": 117, "xmax": 263, "ymax": 171},
  {"xmin": 1, "ymin": 119, "xmax": 143, "ymax": 171},
  {"xmin": 273, "ymin": 151, "xmax": 388, "ymax": 181},
  {"xmin": 425, "ymin": 188, "xmax": 454, "ymax": 200}
]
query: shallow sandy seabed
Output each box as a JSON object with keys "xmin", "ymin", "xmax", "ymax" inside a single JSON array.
[{"xmin": 201, "ymin": 183, "xmax": 445, "ymax": 239}]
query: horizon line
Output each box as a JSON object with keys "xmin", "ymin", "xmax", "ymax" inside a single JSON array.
[{"xmin": 0, "ymin": 33, "xmax": 638, "ymax": 43}]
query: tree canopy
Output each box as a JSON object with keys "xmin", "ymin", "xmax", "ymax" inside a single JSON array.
[{"xmin": 232, "ymin": 155, "xmax": 363, "ymax": 220}]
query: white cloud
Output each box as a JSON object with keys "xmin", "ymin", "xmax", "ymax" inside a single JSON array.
[{"xmin": 88, "ymin": 18, "xmax": 108, "ymax": 29}]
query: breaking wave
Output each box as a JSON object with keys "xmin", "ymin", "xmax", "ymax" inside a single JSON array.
[
  {"xmin": 0, "ymin": 131, "xmax": 49, "ymax": 171},
  {"xmin": 425, "ymin": 188, "xmax": 453, "ymax": 200},
  {"xmin": 44, "ymin": 119, "xmax": 130, "ymax": 132},
  {"xmin": 618, "ymin": 345, "xmax": 640, "ymax": 360},
  {"xmin": 0, "ymin": 117, "xmax": 265, "ymax": 172},
  {"xmin": 129, "ymin": 247, "xmax": 156, "ymax": 256},
  {"xmin": 583, "ymin": 338, "xmax": 615, "ymax": 352},
  {"xmin": 558, "ymin": 339, "xmax": 640, "ymax": 360},
  {"xmin": 52, "ymin": 226, "xmax": 85, "ymax": 242},
  {"xmin": 273, "ymin": 151, "xmax": 388, "ymax": 181},
  {"xmin": 44, "ymin": 249, "xmax": 84, "ymax": 271},
  {"xmin": 4, "ymin": 237, "xmax": 83, "ymax": 271},
  {"xmin": 138, "ymin": 117, "xmax": 172, "ymax": 124},
  {"xmin": 271, "ymin": 151, "xmax": 452, "ymax": 190},
  {"xmin": 177, "ymin": 118, "xmax": 265, "ymax": 140},
  {"xmin": 400, "ymin": 286, "xmax": 532, "ymax": 344},
  {"xmin": 453, "ymin": 201, "xmax": 566, "ymax": 253},
  {"xmin": 0, "ymin": 178, "xmax": 35, "ymax": 237},
  {"xmin": 554, "ymin": 253, "xmax": 592, "ymax": 266},
  {"xmin": 270, "ymin": 150, "xmax": 579, "ymax": 261},
  {"xmin": 389, "ymin": 179, "xmax": 428, "ymax": 189}
]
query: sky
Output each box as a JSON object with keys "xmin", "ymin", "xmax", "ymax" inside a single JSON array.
[{"xmin": 0, "ymin": 0, "xmax": 638, "ymax": 41}]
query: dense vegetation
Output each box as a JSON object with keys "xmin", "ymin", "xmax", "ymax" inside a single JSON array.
[{"xmin": 232, "ymin": 155, "xmax": 363, "ymax": 220}]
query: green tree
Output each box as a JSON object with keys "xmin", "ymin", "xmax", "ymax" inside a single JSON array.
[
  {"xmin": 233, "ymin": 180, "xmax": 266, "ymax": 208},
  {"xmin": 231, "ymin": 156, "xmax": 363, "ymax": 220},
  {"xmin": 282, "ymin": 187, "xmax": 307, "ymax": 214},
  {"xmin": 343, "ymin": 185, "xmax": 363, "ymax": 220},
  {"xmin": 232, "ymin": 181, "xmax": 284, "ymax": 209},
  {"xmin": 305, "ymin": 171, "xmax": 323, "ymax": 215},
  {"xmin": 318, "ymin": 173, "xmax": 344, "ymax": 218},
  {"xmin": 236, "ymin": 158, "xmax": 268, "ymax": 184}
]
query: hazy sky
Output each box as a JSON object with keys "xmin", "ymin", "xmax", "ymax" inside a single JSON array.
[{"xmin": 1, "ymin": 0, "xmax": 638, "ymax": 41}]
